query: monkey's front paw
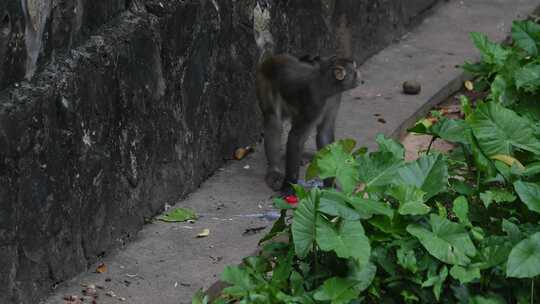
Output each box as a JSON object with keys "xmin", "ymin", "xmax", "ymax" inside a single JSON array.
[{"xmin": 265, "ymin": 171, "xmax": 284, "ymax": 192}]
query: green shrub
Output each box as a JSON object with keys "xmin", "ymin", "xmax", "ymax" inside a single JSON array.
[{"xmin": 194, "ymin": 20, "xmax": 540, "ymax": 304}]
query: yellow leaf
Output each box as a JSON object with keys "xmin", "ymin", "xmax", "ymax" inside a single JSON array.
[
  {"xmin": 197, "ymin": 229, "xmax": 210, "ymax": 238},
  {"xmin": 464, "ymin": 80, "xmax": 474, "ymax": 91},
  {"xmin": 491, "ymin": 154, "xmax": 525, "ymax": 169},
  {"xmin": 420, "ymin": 118, "xmax": 433, "ymax": 128}
]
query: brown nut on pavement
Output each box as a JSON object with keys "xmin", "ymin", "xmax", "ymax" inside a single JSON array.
[{"xmin": 403, "ymin": 80, "xmax": 421, "ymax": 95}]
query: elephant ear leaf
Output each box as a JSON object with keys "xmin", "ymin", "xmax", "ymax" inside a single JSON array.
[
  {"xmin": 512, "ymin": 20, "xmax": 540, "ymax": 56},
  {"xmin": 467, "ymin": 102, "xmax": 539, "ymax": 156},
  {"xmin": 292, "ymin": 190, "xmax": 320, "ymax": 258},
  {"xmin": 407, "ymin": 214, "xmax": 476, "ymax": 266},
  {"xmin": 506, "ymin": 232, "xmax": 540, "ymax": 278},
  {"xmin": 394, "ymin": 153, "xmax": 448, "ymax": 200}
]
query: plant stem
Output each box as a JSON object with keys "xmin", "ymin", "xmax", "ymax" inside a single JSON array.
[
  {"xmin": 426, "ymin": 136, "xmax": 437, "ymax": 155},
  {"xmin": 531, "ymin": 279, "xmax": 534, "ymax": 304}
]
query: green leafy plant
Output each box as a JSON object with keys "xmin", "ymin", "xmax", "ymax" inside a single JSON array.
[{"xmin": 194, "ymin": 20, "xmax": 540, "ymax": 304}]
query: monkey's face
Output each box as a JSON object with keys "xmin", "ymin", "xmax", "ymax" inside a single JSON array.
[{"xmin": 332, "ymin": 59, "xmax": 360, "ymax": 91}]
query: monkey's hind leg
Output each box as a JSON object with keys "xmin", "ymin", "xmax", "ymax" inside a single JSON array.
[
  {"xmin": 263, "ymin": 113, "xmax": 284, "ymax": 191},
  {"xmin": 283, "ymin": 121, "xmax": 312, "ymax": 193},
  {"xmin": 316, "ymin": 94, "xmax": 342, "ymax": 188}
]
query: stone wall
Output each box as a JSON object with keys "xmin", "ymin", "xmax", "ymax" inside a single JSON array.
[{"xmin": 0, "ymin": 0, "xmax": 438, "ymax": 303}]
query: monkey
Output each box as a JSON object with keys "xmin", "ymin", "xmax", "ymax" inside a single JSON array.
[{"xmin": 256, "ymin": 53, "xmax": 360, "ymax": 193}]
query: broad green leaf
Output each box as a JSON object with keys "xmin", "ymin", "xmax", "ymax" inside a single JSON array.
[
  {"xmin": 407, "ymin": 214, "xmax": 476, "ymax": 265},
  {"xmin": 347, "ymin": 261, "xmax": 376, "ymax": 292},
  {"xmin": 320, "ymin": 190, "xmax": 393, "ymax": 219},
  {"xmin": 156, "ymin": 207, "xmax": 197, "ymax": 222},
  {"xmin": 471, "ymin": 226, "xmax": 485, "ymax": 242},
  {"xmin": 449, "ymin": 265, "xmax": 480, "ymax": 284},
  {"xmin": 271, "ymin": 249, "xmax": 293, "ymax": 286},
  {"xmin": 306, "ymin": 139, "xmax": 356, "ymax": 180},
  {"xmin": 421, "ymin": 265, "xmax": 448, "ymax": 301},
  {"xmin": 450, "ymin": 179, "xmax": 473, "ymax": 196},
  {"xmin": 192, "ymin": 289, "xmax": 209, "ymax": 304},
  {"xmin": 523, "ymin": 161, "xmax": 540, "ymax": 176},
  {"xmin": 467, "ymin": 102, "xmax": 538, "ymax": 156},
  {"xmin": 259, "ymin": 210, "xmax": 288, "ymax": 245},
  {"xmin": 368, "ymin": 215, "xmax": 408, "ymax": 237},
  {"xmin": 513, "ymin": 181, "xmax": 540, "ymax": 214},
  {"xmin": 408, "ymin": 118, "xmax": 433, "ymax": 134},
  {"xmin": 316, "ymin": 219, "xmax": 371, "ymax": 265},
  {"xmin": 395, "ymin": 154, "xmax": 448, "ymax": 200},
  {"xmin": 479, "ymin": 189, "xmax": 516, "ymax": 208},
  {"xmin": 319, "ymin": 191, "xmax": 361, "ymax": 221},
  {"xmin": 515, "ymin": 64, "xmax": 540, "ymax": 92},
  {"xmin": 465, "ymin": 129, "xmax": 496, "ymax": 175},
  {"xmin": 477, "ymin": 236, "xmax": 513, "ymax": 269},
  {"xmin": 244, "ymin": 256, "xmax": 269, "ymax": 273},
  {"xmin": 462, "ymin": 60, "xmax": 493, "ymax": 76},
  {"xmin": 470, "ymin": 32, "xmax": 510, "ymax": 67},
  {"xmin": 502, "ymin": 219, "xmax": 522, "ymax": 245},
  {"xmin": 397, "ymin": 244, "xmax": 419, "ymax": 273},
  {"xmin": 512, "ymin": 20, "xmax": 540, "ymax": 56},
  {"xmin": 313, "ymin": 277, "xmax": 360, "ymax": 304},
  {"xmin": 489, "ymin": 74, "xmax": 516, "ymax": 105},
  {"xmin": 221, "ymin": 266, "xmax": 256, "ymax": 296},
  {"xmin": 376, "ymin": 134, "xmax": 404, "ymax": 160},
  {"xmin": 452, "ymin": 196, "xmax": 470, "ymax": 225},
  {"xmin": 290, "ymin": 271, "xmax": 305, "ymax": 296},
  {"xmin": 429, "ymin": 117, "xmax": 469, "ymax": 144},
  {"xmin": 357, "ymin": 151, "xmax": 404, "ymax": 190},
  {"xmin": 316, "ymin": 141, "xmax": 359, "ymax": 194},
  {"xmin": 292, "ymin": 189, "xmax": 319, "ymax": 258},
  {"xmin": 506, "ymin": 232, "xmax": 540, "ymax": 278},
  {"xmin": 347, "ymin": 196, "xmax": 394, "ymax": 219},
  {"xmin": 387, "ymin": 185, "xmax": 430, "ymax": 216},
  {"xmin": 372, "ymin": 246, "xmax": 397, "ymax": 276}
]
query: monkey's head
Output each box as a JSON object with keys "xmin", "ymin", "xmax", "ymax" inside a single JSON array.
[
  {"xmin": 314, "ymin": 56, "xmax": 360, "ymax": 92},
  {"xmin": 329, "ymin": 58, "xmax": 360, "ymax": 91}
]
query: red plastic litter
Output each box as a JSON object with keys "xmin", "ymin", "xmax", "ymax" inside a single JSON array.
[{"xmin": 285, "ymin": 195, "xmax": 298, "ymax": 204}]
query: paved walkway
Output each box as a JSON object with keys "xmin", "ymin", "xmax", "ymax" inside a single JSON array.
[{"xmin": 44, "ymin": 1, "xmax": 540, "ymax": 303}]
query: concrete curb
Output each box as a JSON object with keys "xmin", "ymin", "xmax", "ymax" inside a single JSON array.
[{"xmin": 391, "ymin": 3, "xmax": 540, "ymax": 142}]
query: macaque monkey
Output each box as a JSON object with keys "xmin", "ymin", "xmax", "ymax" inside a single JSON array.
[{"xmin": 256, "ymin": 53, "xmax": 360, "ymax": 193}]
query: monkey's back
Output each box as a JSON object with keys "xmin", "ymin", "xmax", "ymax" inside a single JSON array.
[{"xmin": 256, "ymin": 54, "xmax": 320, "ymax": 117}]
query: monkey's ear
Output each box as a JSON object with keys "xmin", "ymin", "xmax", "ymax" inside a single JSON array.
[{"xmin": 333, "ymin": 65, "xmax": 347, "ymax": 81}]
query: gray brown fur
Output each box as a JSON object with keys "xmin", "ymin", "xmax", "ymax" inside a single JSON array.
[{"xmin": 256, "ymin": 54, "xmax": 360, "ymax": 192}]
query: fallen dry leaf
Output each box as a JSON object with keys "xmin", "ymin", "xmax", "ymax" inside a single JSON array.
[
  {"xmin": 96, "ymin": 263, "xmax": 107, "ymax": 274},
  {"xmin": 106, "ymin": 291, "xmax": 116, "ymax": 297},
  {"xmin": 464, "ymin": 80, "xmax": 474, "ymax": 91},
  {"xmin": 234, "ymin": 146, "xmax": 254, "ymax": 160},
  {"xmin": 197, "ymin": 228, "xmax": 210, "ymax": 238}
]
